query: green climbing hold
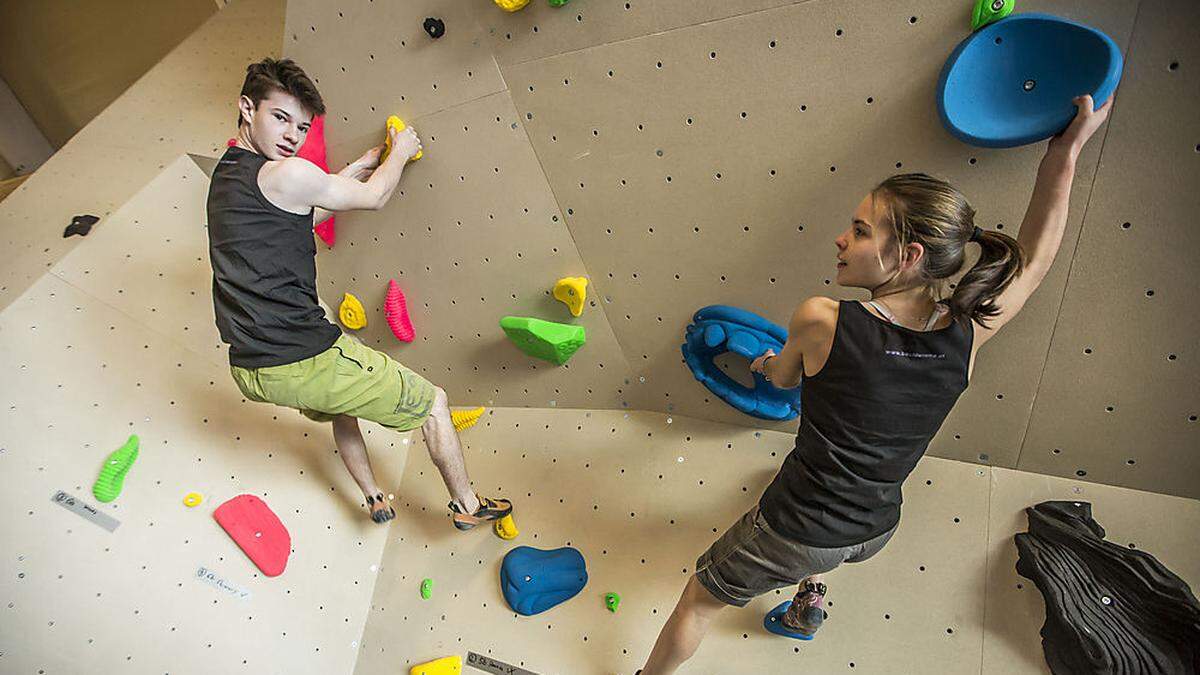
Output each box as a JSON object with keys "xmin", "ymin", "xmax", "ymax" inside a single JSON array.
[
  {"xmin": 605, "ymin": 592, "xmax": 620, "ymax": 613},
  {"xmin": 92, "ymin": 435, "xmax": 139, "ymax": 503},
  {"xmin": 548, "ymin": 0, "xmax": 571, "ymax": 6},
  {"xmin": 971, "ymin": 0, "xmax": 1014, "ymax": 32},
  {"xmin": 421, "ymin": 578, "xmax": 433, "ymax": 600},
  {"xmin": 500, "ymin": 316, "xmax": 586, "ymax": 365}
]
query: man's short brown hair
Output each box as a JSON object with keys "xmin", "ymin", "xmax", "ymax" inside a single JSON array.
[{"xmin": 237, "ymin": 58, "xmax": 325, "ymax": 126}]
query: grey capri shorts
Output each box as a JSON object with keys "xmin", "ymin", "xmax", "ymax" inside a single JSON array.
[{"xmin": 695, "ymin": 504, "xmax": 898, "ymax": 607}]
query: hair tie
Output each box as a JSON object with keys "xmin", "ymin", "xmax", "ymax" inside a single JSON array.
[{"xmin": 971, "ymin": 226, "xmax": 984, "ymax": 243}]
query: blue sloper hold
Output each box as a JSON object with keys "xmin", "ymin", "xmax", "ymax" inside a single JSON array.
[
  {"xmin": 681, "ymin": 305, "xmax": 802, "ymax": 421},
  {"xmin": 500, "ymin": 546, "xmax": 588, "ymax": 616}
]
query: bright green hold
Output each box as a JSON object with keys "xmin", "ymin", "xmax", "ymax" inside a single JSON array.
[
  {"xmin": 420, "ymin": 578, "xmax": 433, "ymax": 600},
  {"xmin": 971, "ymin": 0, "xmax": 1014, "ymax": 32},
  {"xmin": 93, "ymin": 435, "xmax": 139, "ymax": 503},
  {"xmin": 604, "ymin": 592, "xmax": 620, "ymax": 613},
  {"xmin": 548, "ymin": 0, "xmax": 570, "ymax": 6},
  {"xmin": 500, "ymin": 316, "xmax": 586, "ymax": 365}
]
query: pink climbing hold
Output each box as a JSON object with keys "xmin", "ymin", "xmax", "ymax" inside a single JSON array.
[
  {"xmin": 385, "ymin": 279, "xmax": 415, "ymax": 343},
  {"xmin": 297, "ymin": 115, "xmax": 336, "ymax": 248},
  {"xmin": 213, "ymin": 494, "xmax": 291, "ymax": 577}
]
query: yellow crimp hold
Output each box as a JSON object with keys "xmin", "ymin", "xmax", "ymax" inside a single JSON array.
[
  {"xmin": 382, "ymin": 115, "xmax": 422, "ymax": 163},
  {"xmin": 553, "ymin": 276, "xmax": 588, "ymax": 317},
  {"xmin": 410, "ymin": 655, "xmax": 462, "ymax": 675},
  {"xmin": 494, "ymin": 513, "xmax": 519, "ymax": 540},
  {"xmin": 451, "ymin": 407, "xmax": 486, "ymax": 432},
  {"xmin": 183, "ymin": 492, "xmax": 203, "ymax": 508},
  {"xmin": 494, "ymin": 0, "xmax": 530, "ymax": 11},
  {"xmin": 339, "ymin": 292, "xmax": 367, "ymax": 330}
]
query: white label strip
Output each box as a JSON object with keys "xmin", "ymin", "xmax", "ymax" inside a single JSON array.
[
  {"xmin": 50, "ymin": 490, "xmax": 120, "ymax": 532},
  {"xmin": 195, "ymin": 565, "xmax": 252, "ymax": 601},
  {"xmin": 466, "ymin": 651, "xmax": 540, "ymax": 675}
]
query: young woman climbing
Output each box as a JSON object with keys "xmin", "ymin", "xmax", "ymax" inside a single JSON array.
[{"xmin": 638, "ymin": 92, "xmax": 1113, "ymax": 674}]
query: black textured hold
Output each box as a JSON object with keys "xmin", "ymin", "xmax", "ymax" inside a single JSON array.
[
  {"xmin": 63, "ymin": 214, "xmax": 99, "ymax": 238},
  {"xmin": 423, "ymin": 17, "xmax": 445, "ymax": 39},
  {"xmin": 1014, "ymin": 501, "xmax": 1200, "ymax": 674}
]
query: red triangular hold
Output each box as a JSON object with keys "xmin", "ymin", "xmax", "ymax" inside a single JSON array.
[
  {"xmin": 385, "ymin": 279, "xmax": 415, "ymax": 343},
  {"xmin": 314, "ymin": 218, "xmax": 336, "ymax": 247},
  {"xmin": 213, "ymin": 494, "xmax": 291, "ymax": 577}
]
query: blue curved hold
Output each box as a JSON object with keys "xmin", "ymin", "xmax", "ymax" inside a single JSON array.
[
  {"xmin": 937, "ymin": 13, "xmax": 1123, "ymax": 148},
  {"xmin": 764, "ymin": 601, "xmax": 815, "ymax": 641},
  {"xmin": 680, "ymin": 305, "xmax": 801, "ymax": 421},
  {"xmin": 500, "ymin": 546, "xmax": 588, "ymax": 616}
]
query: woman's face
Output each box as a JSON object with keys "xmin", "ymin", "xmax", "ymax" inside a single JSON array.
[{"xmin": 834, "ymin": 194, "xmax": 922, "ymax": 290}]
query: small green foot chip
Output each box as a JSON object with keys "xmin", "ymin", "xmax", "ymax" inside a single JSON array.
[
  {"xmin": 605, "ymin": 592, "xmax": 620, "ymax": 612},
  {"xmin": 93, "ymin": 434, "xmax": 139, "ymax": 503},
  {"xmin": 548, "ymin": 0, "xmax": 571, "ymax": 6},
  {"xmin": 420, "ymin": 578, "xmax": 433, "ymax": 600},
  {"xmin": 500, "ymin": 316, "xmax": 586, "ymax": 365}
]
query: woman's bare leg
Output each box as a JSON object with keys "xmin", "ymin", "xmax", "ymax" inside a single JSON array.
[{"xmin": 640, "ymin": 575, "xmax": 729, "ymax": 675}]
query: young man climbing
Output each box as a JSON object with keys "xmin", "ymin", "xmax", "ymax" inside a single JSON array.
[
  {"xmin": 206, "ymin": 57, "xmax": 512, "ymax": 528},
  {"xmin": 637, "ymin": 93, "xmax": 1112, "ymax": 674}
]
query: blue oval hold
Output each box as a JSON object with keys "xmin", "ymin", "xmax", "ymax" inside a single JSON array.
[
  {"xmin": 500, "ymin": 546, "xmax": 588, "ymax": 616},
  {"xmin": 937, "ymin": 13, "xmax": 1123, "ymax": 148}
]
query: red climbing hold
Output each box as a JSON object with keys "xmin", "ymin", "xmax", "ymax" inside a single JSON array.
[
  {"xmin": 385, "ymin": 279, "xmax": 415, "ymax": 342},
  {"xmin": 213, "ymin": 494, "xmax": 291, "ymax": 577},
  {"xmin": 297, "ymin": 115, "xmax": 336, "ymax": 248}
]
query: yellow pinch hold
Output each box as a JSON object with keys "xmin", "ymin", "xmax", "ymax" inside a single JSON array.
[
  {"xmin": 339, "ymin": 292, "xmax": 367, "ymax": 330},
  {"xmin": 409, "ymin": 655, "xmax": 462, "ymax": 675},
  {"xmin": 553, "ymin": 276, "xmax": 588, "ymax": 317},
  {"xmin": 450, "ymin": 407, "xmax": 486, "ymax": 432},
  {"xmin": 494, "ymin": 0, "xmax": 530, "ymax": 11},
  {"xmin": 494, "ymin": 513, "xmax": 519, "ymax": 540},
  {"xmin": 382, "ymin": 115, "xmax": 422, "ymax": 163}
]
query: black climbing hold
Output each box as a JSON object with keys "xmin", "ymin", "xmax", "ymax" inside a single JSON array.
[
  {"xmin": 423, "ymin": 17, "xmax": 445, "ymax": 39},
  {"xmin": 63, "ymin": 214, "xmax": 99, "ymax": 238}
]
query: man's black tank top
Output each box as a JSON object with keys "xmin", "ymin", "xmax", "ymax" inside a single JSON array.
[
  {"xmin": 758, "ymin": 299, "xmax": 974, "ymax": 547},
  {"xmin": 206, "ymin": 146, "xmax": 341, "ymax": 368}
]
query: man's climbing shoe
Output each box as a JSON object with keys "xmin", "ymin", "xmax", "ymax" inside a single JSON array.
[
  {"xmin": 367, "ymin": 492, "xmax": 395, "ymax": 524},
  {"xmin": 93, "ymin": 435, "xmax": 139, "ymax": 503},
  {"xmin": 764, "ymin": 580, "xmax": 827, "ymax": 640},
  {"xmin": 449, "ymin": 495, "xmax": 512, "ymax": 531}
]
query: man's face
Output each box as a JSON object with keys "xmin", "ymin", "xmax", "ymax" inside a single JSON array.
[{"xmin": 239, "ymin": 89, "xmax": 312, "ymax": 160}]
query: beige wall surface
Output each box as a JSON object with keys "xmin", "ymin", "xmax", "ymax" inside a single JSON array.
[{"xmin": 0, "ymin": 0, "xmax": 217, "ymax": 148}]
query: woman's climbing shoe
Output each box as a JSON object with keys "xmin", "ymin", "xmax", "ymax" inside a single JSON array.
[
  {"xmin": 764, "ymin": 580, "xmax": 827, "ymax": 640},
  {"xmin": 366, "ymin": 492, "xmax": 395, "ymax": 524},
  {"xmin": 449, "ymin": 494, "xmax": 513, "ymax": 531}
]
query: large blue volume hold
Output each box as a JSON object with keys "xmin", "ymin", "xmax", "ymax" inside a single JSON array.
[
  {"xmin": 937, "ymin": 13, "xmax": 1122, "ymax": 148},
  {"xmin": 681, "ymin": 305, "xmax": 801, "ymax": 421},
  {"xmin": 500, "ymin": 546, "xmax": 588, "ymax": 616}
]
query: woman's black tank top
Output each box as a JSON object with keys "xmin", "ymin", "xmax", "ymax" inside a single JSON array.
[
  {"xmin": 758, "ymin": 299, "xmax": 974, "ymax": 547},
  {"xmin": 206, "ymin": 146, "xmax": 341, "ymax": 368}
]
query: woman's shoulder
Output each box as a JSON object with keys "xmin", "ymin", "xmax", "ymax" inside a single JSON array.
[{"xmin": 789, "ymin": 296, "xmax": 841, "ymax": 338}]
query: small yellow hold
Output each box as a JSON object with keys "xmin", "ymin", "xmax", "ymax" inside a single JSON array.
[
  {"xmin": 339, "ymin": 292, "xmax": 367, "ymax": 330},
  {"xmin": 494, "ymin": 0, "xmax": 530, "ymax": 11},
  {"xmin": 409, "ymin": 655, "xmax": 462, "ymax": 675},
  {"xmin": 450, "ymin": 407, "xmax": 486, "ymax": 432},
  {"xmin": 494, "ymin": 513, "xmax": 519, "ymax": 540},
  {"xmin": 183, "ymin": 492, "xmax": 203, "ymax": 508},
  {"xmin": 553, "ymin": 277, "xmax": 588, "ymax": 317},
  {"xmin": 382, "ymin": 115, "xmax": 422, "ymax": 163}
]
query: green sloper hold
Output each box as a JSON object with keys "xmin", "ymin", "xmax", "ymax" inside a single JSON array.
[
  {"xmin": 500, "ymin": 316, "xmax": 586, "ymax": 365},
  {"xmin": 93, "ymin": 435, "xmax": 139, "ymax": 503}
]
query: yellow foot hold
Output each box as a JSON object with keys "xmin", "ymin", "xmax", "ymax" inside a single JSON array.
[
  {"xmin": 494, "ymin": 0, "xmax": 530, "ymax": 11},
  {"xmin": 553, "ymin": 276, "xmax": 589, "ymax": 317},
  {"xmin": 183, "ymin": 492, "xmax": 203, "ymax": 508},
  {"xmin": 410, "ymin": 655, "xmax": 462, "ymax": 675},
  {"xmin": 339, "ymin": 292, "xmax": 367, "ymax": 330},
  {"xmin": 450, "ymin": 407, "xmax": 486, "ymax": 432},
  {"xmin": 383, "ymin": 115, "xmax": 422, "ymax": 163},
  {"xmin": 494, "ymin": 513, "xmax": 519, "ymax": 540}
]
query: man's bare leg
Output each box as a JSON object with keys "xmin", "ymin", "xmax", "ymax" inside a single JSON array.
[
  {"xmin": 332, "ymin": 414, "xmax": 393, "ymax": 522},
  {"xmin": 640, "ymin": 575, "xmax": 729, "ymax": 675},
  {"xmin": 420, "ymin": 387, "xmax": 480, "ymax": 515}
]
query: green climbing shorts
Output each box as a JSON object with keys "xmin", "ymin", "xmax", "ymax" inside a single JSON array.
[{"xmin": 229, "ymin": 333, "xmax": 437, "ymax": 432}]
